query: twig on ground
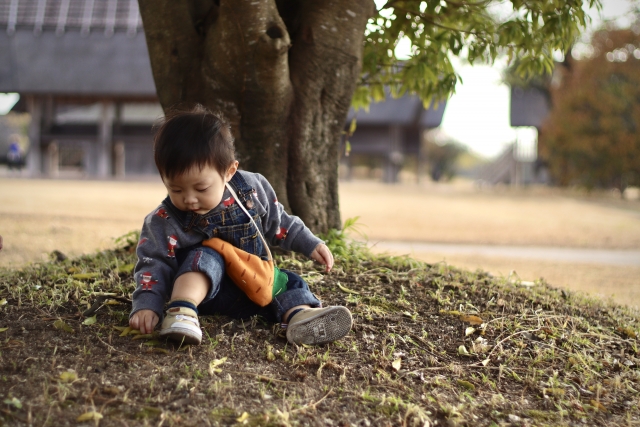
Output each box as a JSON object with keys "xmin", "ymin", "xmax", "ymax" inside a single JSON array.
[
  {"xmin": 292, "ymin": 388, "xmax": 334, "ymax": 413},
  {"xmin": 227, "ymin": 370, "xmax": 299, "ymax": 384}
]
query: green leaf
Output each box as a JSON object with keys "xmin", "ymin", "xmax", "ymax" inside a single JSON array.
[
  {"xmin": 348, "ymin": 117, "xmax": 357, "ymax": 135},
  {"xmin": 77, "ymin": 411, "xmax": 103, "ymax": 422},
  {"xmin": 337, "ymin": 283, "xmax": 360, "ymax": 295},
  {"xmin": 209, "ymin": 357, "xmax": 227, "ymax": 375},
  {"xmin": 53, "ymin": 319, "xmax": 74, "ymax": 334},
  {"xmin": 82, "ymin": 315, "xmax": 97, "ymax": 326},
  {"xmin": 3, "ymin": 397, "xmax": 22, "ymax": 409},
  {"xmin": 59, "ymin": 371, "xmax": 78, "ymax": 383},
  {"xmin": 457, "ymin": 380, "xmax": 476, "ymax": 390}
]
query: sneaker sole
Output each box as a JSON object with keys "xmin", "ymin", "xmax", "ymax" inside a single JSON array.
[
  {"xmin": 286, "ymin": 306, "xmax": 352, "ymax": 345},
  {"xmin": 159, "ymin": 324, "xmax": 202, "ymax": 345}
]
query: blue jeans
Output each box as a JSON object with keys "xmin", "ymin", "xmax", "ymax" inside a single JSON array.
[{"xmin": 175, "ymin": 246, "xmax": 320, "ymax": 322}]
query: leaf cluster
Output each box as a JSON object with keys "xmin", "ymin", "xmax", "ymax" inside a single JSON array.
[
  {"xmin": 540, "ymin": 24, "xmax": 640, "ymax": 192},
  {"xmin": 354, "ymin": 0, "xmax": 600, "ymax": 109}
]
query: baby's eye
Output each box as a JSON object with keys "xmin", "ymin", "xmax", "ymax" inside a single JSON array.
[
  {"xmin": 170, "ymin": 189, "xmax": 181, "ymax": 194},
  {"xmin": 197, "ymin": 187, "xmax": 210, "ymax": 193}
]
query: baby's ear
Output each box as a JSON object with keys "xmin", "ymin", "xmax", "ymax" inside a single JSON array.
[{"xmin": 225, "ymin": 161, "xmax": 239, "ymax": 182}]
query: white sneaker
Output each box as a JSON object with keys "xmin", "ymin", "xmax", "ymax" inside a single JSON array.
[
  {"xmin": 286, "ymin": 306, "xmax": 352, "ymax": 345},
  {"xmin": 159, "ymin": 306, "xmax": 202, "ymax": 345}
]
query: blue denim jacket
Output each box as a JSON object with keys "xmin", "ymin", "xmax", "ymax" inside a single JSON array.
[{"xmin": 131, "ymin": 170, "xmax": 323, "ymax": 319}]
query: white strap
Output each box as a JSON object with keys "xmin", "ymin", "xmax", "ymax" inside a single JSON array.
[{"xmin": 225, "ymin": 182, "xmax": 273, "ymax": 262}]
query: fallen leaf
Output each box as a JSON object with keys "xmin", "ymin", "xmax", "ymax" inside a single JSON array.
[
  {"xmin": 337, "ymin": 283, "xmax": 360, "ymax": 294},
  {"xmin": 76, "ymin": 411, "xmax": 103, "ymax": 422},
  {"xmin": 391, "ymin": 358, "xmax": 401, "ymax": 371},
  {"xmin": 267, "ymin": 345, "xmax": 276, "ymax": 362},
  {"xmin": 82, "ymin": 315, "xmax": 97, "ymax": 326},
  {"xmin": 481, "ymin": 358, "xmax": 490, "ymax": 366},
  {"xmin": 0, "ymin": 298, "xmax": 7, "ymax": 305},
  {"xmin": 102, "ymin": 387, "xmax": 120, "ymax": 396},
  {"xmin": 135, "ymin": 407, "xmax": 162, "ymax": 419},
  {"xmin": 59, "ymin": 371, "xmax": 78, "ymax": 383},
  {"xmin": 53, "ymin": 319, "xmax": 74, "ymax": 333},
  {"xmin": 3, "ymin": 397, "xmax": 22, "ymax": 409},
  {"xmin": 209, "ymin": 357, "xmax": 227, "ymax": 375},
  {"xmin": 458, "ymin": 345, "xmax": 469, "ymax": 355},
  {"xmin": 518, "ymin": 280, "xmax": 536, "ymax": 287},
  {"xmin": 616, "ymin": 326, "xmax": 637, "ymax": 339},
  {"xmin": 143, "ymin": 339, "xmax": 161, "ymax": 347},
  {"xmin": 131, "ymin": 334, "xmax": 155, "ymax": 340},
  {"xmin": 591, "ymin": 400, "xmax": 607, "ymax": 412},
  {"xmin": 119, "ymin": 326, "xmax": 133, "ymax": 337},
  {"xmin": 460, "ymin": 315, "xmax": 484, "ymax": 325},
  {"xmin": 236, "ymin": 412, "xmax": 250, "ymax": 422},
  {"xmin": 0, "ymin": 327, "xmax": 8, "ymax": 333},
  {"xmin": 439, "ymin": 310, "xmax": 462, "ymax": 316},
  {"xmin": 465, "ymin": 327, "xmax": 476, "ymax": 336},
  {"xmin": 457, "ymin": 380, "xmax": 475, "ymax": 390}
]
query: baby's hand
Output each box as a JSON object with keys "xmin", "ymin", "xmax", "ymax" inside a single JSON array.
[
  {"xmin": 310, "ymin": 243, "xmax": 334, "ymax": 272},
  {"xmin": 130, "ymin": 309, "xmax": 159, "ymax": 334}
]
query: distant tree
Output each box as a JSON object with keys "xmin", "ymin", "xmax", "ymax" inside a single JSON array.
[
  {"xmin": 541, "ymin": 23, "xmax": 640, "ymax": 193},
  {"xmin": 139, "ymin": 0, "xmax": 599, "ymax": 232}
]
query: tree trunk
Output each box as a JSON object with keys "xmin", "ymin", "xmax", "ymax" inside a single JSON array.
[{"xmin": 138, "ymin": 0, "xmax": 373, "ymax": 233}]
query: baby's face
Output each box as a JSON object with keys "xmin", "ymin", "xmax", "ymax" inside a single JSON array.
[{"xmin": 163, "ymin": 162, "xmax": 238, "ymax": 215}]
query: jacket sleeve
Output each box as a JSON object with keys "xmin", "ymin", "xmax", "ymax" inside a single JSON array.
[
  {"xmin": 130, "ymin": 207, "xmax": 180, "ymax": 321},
  {"xmin": 253, "ymin": 173, "xmax": 323, "ymax": 258}
]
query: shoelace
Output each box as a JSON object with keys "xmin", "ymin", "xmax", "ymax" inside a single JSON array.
[{"xmin": 174, "ymin": 314, "xmax": 199, "ymax": 325}]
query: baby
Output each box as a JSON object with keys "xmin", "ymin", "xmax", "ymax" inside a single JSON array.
[{"xmin": 129, "ymin": 107, "xmax": 352, "ymax": 345}]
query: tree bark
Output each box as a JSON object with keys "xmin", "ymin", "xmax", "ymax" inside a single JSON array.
[{"xmin": 139, "ymin": 0, "xmax": 373, "ymax": 233}]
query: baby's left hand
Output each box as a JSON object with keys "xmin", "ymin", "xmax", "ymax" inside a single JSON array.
[{"xmin": 310, "ymin": 243, "xmax": 334, "ymax": 272}]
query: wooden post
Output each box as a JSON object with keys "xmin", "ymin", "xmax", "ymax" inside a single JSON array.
[
  {"xmin": 26, "ymin": 96, "xmax": 42, "ymax": 177},
  {"xmin": 114, "ymin": 141, "xmax": 125, "ymax": 178},
  {"xmin": 47, "ymin": 141, "xmax": 59, "ymax": 177},
  {"xmin": 417, "ymin": 128, "xmax": 429, "ymax": 184},
  {"xmin": 97, "ymin": 101, "xmax": 114, "ymax": 178},
  {"xmin": 386, "ymin": 125, "xmax": 403, "ymax": 183}
]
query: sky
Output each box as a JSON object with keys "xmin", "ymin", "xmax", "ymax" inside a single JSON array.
[{"xmin": 0, "ymin": 0, "xmax": 637, "ymax": 158}]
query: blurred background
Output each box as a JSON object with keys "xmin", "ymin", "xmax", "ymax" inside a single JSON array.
[{"xmin": 0, "ymin": 0, "xmax": 639, "ymax": 308}]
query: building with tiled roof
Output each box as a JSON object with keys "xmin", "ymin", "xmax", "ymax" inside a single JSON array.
[{"xmin": 0, "ymin": 0, "xmax": 158, "ymax": 178}]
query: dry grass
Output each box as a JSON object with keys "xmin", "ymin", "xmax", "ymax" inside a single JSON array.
[
  {"xmin": 0, "ymin": 177, "xmax": 166, "ymax": 266},
  {"xmin": 1, "ymin": 176, "xmax": 639, "ymax": 307},
  {"xmin": 340, "ymin": 179, "xmax": 640, "ymax": 249}
]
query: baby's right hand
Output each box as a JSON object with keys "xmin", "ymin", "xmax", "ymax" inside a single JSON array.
[{"xmin": 130, "ymin": 310, "xmax": 159, "ymax": 334}]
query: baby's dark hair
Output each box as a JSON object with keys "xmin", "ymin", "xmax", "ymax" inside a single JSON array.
[{"xmin": 153, "ymin": 105, "xmax": 236, "ymax": 180}]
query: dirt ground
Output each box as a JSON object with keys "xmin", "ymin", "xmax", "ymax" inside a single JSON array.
[
  {"xmin": 1, "ymin": 241, "xmax": 638, "ymax": 426},
  {"xmin": 1, "ymin": 177, "xmax": 640, "ymax": 307}
]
